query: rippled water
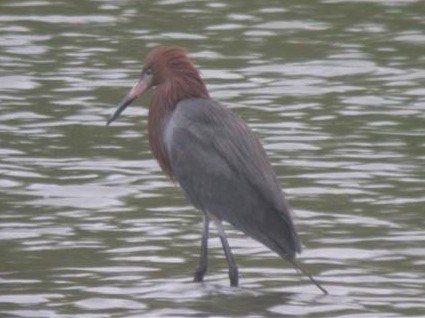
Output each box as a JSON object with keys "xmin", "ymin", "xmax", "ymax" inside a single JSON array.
[{"xmin": 1, "ymin": 0, "xmax": 425, "ymax": 317}]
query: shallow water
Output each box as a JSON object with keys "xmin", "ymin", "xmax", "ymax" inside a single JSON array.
[{"xmin": 1, "ymin": 0, "xmax": 425, "ymax": 317}]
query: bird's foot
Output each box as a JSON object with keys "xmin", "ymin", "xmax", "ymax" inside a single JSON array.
[
  {"xmin": 229, "ymin": 266, "xmax": 239, "ymax": 287},
  {"xmin": 193, "ymin": 266, "xmax": 207, "ymax": 283}
]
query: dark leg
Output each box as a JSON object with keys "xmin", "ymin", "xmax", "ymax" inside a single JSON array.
[
  {"xmin": 213, "ymin": 218, "xmax": 239, "ymax": 287},
  {"xmin": 193, "ymin": 215, "xmax": 209, "ymax": 282}
]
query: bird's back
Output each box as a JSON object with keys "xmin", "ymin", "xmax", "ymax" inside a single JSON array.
[{"xmin": 164, "ymin": 98, "xmax": 301, "ymax": 259}]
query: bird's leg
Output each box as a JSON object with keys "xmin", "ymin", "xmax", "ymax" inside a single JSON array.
[
  {"xmin": 212, "ymin": 218, "xmax": 239, "ymax": 287},
  {"xmin": 193, "ymin": 215, "xmax": 209, "ymax": 283}
]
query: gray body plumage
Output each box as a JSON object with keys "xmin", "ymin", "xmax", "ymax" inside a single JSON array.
[{"xmin": 164, "ymin": 98, "xmax": 301, "ymax": 259}]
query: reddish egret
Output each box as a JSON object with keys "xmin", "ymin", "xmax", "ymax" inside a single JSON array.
[{"xmin": 107, "ymin": 46, "xmax": 327, "ymax": 294}]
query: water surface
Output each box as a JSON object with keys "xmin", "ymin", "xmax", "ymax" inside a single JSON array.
[{"xmin": 1, "ymin": 0, "xmax": 425, "ymax": 317}]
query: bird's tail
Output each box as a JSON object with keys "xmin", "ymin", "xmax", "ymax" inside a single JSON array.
[{"xmin": 287, "ymin": 258, "xmax": 328, "ymax": 295}]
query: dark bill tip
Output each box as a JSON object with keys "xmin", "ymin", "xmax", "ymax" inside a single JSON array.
[{"xmin": 106, "ymin": 95, "xmax": 136, "ymax": 126}]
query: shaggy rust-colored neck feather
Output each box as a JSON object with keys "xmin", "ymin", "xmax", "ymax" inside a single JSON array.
[{"xmin": 146, "ymin": 47, "xmax": 209, "ymax": 179}]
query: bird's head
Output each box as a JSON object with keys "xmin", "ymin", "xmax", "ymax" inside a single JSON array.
[{"xmin": 107, "ymin": 46, "xmax": 208, "ymax": 125}]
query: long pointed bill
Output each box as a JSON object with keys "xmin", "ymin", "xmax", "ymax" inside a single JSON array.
[{"xmin": 106, "ymin": 77, "xmax": 149, "ymax": 126}]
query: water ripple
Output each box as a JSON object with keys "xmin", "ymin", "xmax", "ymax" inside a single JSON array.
[{"xmin": 1, "ymin": 0, "xmax": 424, "ymax": 317}]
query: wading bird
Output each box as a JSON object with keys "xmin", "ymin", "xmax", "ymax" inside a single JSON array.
[{"xmin": 107, "ymin": 46, "xmax": 327, "ymax": 294}]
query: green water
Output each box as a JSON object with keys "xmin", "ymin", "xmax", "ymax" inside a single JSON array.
[{"xmin": 1, "ymin": 0, "xmax": 424, "ymax": 317}]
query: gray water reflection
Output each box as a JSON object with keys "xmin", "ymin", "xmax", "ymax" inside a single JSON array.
[{"xmin": 1, "ymin": 0, "xmax": 425, "ymax": 317}]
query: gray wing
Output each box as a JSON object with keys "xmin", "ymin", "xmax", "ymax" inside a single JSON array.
[{"xmin": 164, "ymin": 98, "xmax": 301, "ymax": 258}]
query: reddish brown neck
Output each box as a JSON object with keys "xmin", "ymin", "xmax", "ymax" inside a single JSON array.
[{"xmin": 148, "ymin": 73, "xmax": 209, "ymax": 179}]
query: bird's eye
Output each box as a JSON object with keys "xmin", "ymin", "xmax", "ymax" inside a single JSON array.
[{"xmin": 144, "ymin": 68, "xmax": 152, "ymax": 76}]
